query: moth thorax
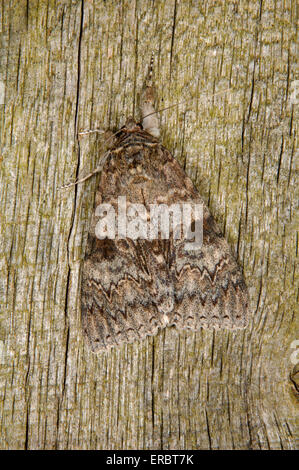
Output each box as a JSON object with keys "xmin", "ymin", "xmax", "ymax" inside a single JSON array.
[{"xmin": 125, "ymin": 117, "xmax": 140, "ymax": 131}]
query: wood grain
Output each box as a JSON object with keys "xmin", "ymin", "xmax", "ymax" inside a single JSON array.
[{"xmin": 0, "ymin": 0, "xmax": 298, "ymax": 449}]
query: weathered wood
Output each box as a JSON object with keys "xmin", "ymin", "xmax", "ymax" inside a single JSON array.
[{"xmin": 0, "ymin": 0, "xmax": 298, "ymax": 450}]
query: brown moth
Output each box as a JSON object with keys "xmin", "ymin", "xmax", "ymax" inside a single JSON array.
[{"xmin": 78, "ymin": 60, "xmax": 249, "ymax": 352}]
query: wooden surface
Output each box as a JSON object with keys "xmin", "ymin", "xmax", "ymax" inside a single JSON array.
[{"xmin": 0, "ymin": 0, "xmax": 298, "ymax": 449}]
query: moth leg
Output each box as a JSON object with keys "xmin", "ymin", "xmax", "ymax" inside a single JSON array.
[
  {"xmin": 140, "ymin": 54, "xmax": 160, "ymax": 138},
  {"xmin": 78, "ymin": 129, "xmax": 116, "ymax": 149},
  {"xmin": 78, "ymin": 127, "xmax": 106, "ymax": 137},
  {"xmin": 60, "ymin": 129, "xmax": 116, "ymax": 190},
  {"xmin": 60, "ymin": 151, "xmax": 110, "ymax": 189}
]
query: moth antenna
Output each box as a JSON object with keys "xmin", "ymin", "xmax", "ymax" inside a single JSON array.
[
  {"xmin": 64, "ymin": 78, "xmax": 229, "ymax": 190},
  {"xmin": 142, "ymin": 87, "xmax": 231, "ymax": 121},
  {"xmin": 147, "ymin": 51, "xmax": 155, "ymax": 85}
]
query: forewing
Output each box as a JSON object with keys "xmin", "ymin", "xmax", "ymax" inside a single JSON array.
[
  {"xmin": 81, "ymin": 132, "xmax": 249, "ymax": 352},
  {"xmin": 159, "ymin": 155, "xmax": 249, "ymax": 330},
  {"xmin": 81, "ymin": 236, "xmax": 174, "ymax": 352}
]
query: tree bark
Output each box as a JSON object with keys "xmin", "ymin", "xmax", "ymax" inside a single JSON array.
[{"xmin": 0, "ymin": 0, "xmax": 298, "ymax": 450}]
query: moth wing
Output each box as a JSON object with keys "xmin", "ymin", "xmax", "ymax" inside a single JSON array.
[
  {"xmin": 170, "ymin": 212, "xmax": 248, "ymax": 330},
  {"xmin": 81, "ymin": 236, "xmax": 174, "ymax": 351},
  {"xmin": 157, "ymin": 153, "xmax": 249, "ymax": 330}
]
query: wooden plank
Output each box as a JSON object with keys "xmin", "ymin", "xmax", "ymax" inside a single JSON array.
[{"xmin": 0, "ymin": 0, "xmax": 297, "ymax": 449}]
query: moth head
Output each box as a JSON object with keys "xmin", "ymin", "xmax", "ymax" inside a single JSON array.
[{"xmin": 124, "ymin": 116, "xmax": 143, "ymax": 132}]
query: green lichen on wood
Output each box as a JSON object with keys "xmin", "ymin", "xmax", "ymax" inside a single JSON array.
[{"xmin": 0, "ymin": 0, "xmax": 298, "ymax": 450}]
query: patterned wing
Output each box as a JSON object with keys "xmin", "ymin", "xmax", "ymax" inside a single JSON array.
[
  {"xmin": 158, "ymin": 154, "xmax": 249, "ymax": 330},
  {"xmin": 81, "ymin": 236, "xmax": 174, "ymax": 352},
  {"xmin": 81, "ymin": 129, "xmax": 248, "ymax": 351},
  {"xmin": 169, "ymin": 213, "xmax": 248, "ymax": 330}
]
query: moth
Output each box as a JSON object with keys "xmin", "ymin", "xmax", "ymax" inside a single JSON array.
[{"xmin": 73, "ymin": 60, "xmax": 249, "ymax": 352}]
